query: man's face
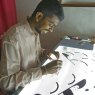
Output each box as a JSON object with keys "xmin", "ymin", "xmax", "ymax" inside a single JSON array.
[{"xmin": 35, "ymin": 15, "xmax": 60, "ymax": 34}]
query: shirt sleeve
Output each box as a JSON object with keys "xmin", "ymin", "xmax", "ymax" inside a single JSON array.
[
  {"xmin": 0, "ymin": 40, "xmax": 20, "ymax": 77},
  {"xmin": 0, "ymin": 39, "xmax": 42, "ymax": 91}
]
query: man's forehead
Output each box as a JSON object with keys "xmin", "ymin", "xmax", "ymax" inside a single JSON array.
[{"xmin": 48, "ymin": 15, "xmax": 60, "ymax": 25}]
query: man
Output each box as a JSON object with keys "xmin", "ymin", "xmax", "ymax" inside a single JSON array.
[{"xmin": 0, "ymin": 0, "xmax": 64, "ymax": 94}]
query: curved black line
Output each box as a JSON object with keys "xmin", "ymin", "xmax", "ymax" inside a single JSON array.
[
  {"xmin": 82, "ymin": 53, "xmax": 88, "ymax": 57},
  {"xmin": 71, "ymin": 59, "xmax": 88, "ymax": 66},
  {"xmin": 80, "ymin": 60, "xmax": 88, "ymax": 66},
  {"xmin": 50, "ymin": 82, "xmax": 59, "ymax": 94},
  {"xmin": 68, "ymin": 74, "xmax": 76, "ymax": 85}
]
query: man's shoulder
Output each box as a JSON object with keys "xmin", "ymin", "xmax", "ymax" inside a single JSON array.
[
  {"xmin": 7, "ymin": 20, "xmax": 28, "ymax": 33},
  {"xmin": 3, "ymin": 20, "xmax": 28, "ymax": 39}
]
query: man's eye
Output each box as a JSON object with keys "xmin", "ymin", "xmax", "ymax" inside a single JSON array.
[
  {"xmin": 53, "ymin": 24, "xmax": 56, "ymax": 27},
  {"xmin": 49, "ymin": 23, "xmax": 55, "ymax": 27}
]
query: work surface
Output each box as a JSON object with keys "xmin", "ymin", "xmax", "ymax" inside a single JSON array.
[{"xmin": 19, "ymin": 39, "xmax": 95, "ymax": 95}]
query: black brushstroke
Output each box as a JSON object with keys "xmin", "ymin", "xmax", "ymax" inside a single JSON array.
[
  {"xmin": 66, "ymin": 52, "xmax": 74, "ymax": 55},
  {"xmin": 74, "ymin": 52, "xmax": 88, "ymax": 59},
  {"xmin": 58, "ymin": 89, "xmax": 73, "ymax": 95},
  {"xmin": 70, "ymin": 59, "xmax": 88, "ymax": 66},
  {"xmin": 62, "ymin": 53, "xmax": 75, "ymax": 65},
  {"xmin": 50, "ymin": 82, "xmax": 59, "ymax": 94},
  {"xmin": 68, "ymin": 74, "xmax": 76, "ymax": 85},
  {"xmin": 62, "ymin": 53, "xmax": 69, "ymax": 58},
  {"xmin": 58, "ymin": 79, "xmax": 86, "ymax": 95},
  {"xmin": 85, "ymin": 89, "xmax": 89, "ymax": 91},
  {"xmin": 82, "ymin": 53, "xmax": 88, "ymax": 57},
  {"xmin": 71, "ymin": 79, "xmax": 86, "ymax": 89},
  {"xmin": 81, "ymin": 53, "xmax": 88, "ymax": 59},
  {"xmin": 80, "ymin": 60, "xmax": 88, "ymax": 66}
]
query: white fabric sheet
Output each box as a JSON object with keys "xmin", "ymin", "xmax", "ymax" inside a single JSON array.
[{"xmin": 19, "ymin": 45, "xmax": 95, "ymax": 95}]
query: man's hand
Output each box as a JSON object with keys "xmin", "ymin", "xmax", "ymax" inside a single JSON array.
[
  {"xmin": 41, "ymin": 60, "xmax": 62, "ymax": 75},
  {"xmin": 43, "ymin": 49, "xmax": 60, "ymax": 60}
]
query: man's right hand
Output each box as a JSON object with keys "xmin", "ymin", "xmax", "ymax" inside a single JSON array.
[{"xmin": 41, "ymin": 60, "xmax": 63, "ymax": 75}]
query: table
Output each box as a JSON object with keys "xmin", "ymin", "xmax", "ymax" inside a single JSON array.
[{"xmin": 19, "ymin": 38, "xmax": 95, "ymax": 95}]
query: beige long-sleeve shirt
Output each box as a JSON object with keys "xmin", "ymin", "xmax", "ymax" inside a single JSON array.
[{"xmin": 0, "ymin": 20, "xmax": 43, "ymax": 91}]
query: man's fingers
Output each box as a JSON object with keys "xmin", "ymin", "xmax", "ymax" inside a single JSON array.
[{"xmin": 57, "ymin": 60, "xmax": 62, "ymax": 64}]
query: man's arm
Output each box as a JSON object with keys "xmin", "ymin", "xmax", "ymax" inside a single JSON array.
[
  {"xmin": 0, "ymin": 40, "xmax": 43, "ymax": 91},
  {"xmin": 0, "ymin": 40, "xmax": 62, "ymax": 92}
]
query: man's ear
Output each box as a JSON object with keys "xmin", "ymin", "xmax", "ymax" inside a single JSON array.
[{"xmin": 35, "ymin": 12, "xmax": 44, "ymax": 22}]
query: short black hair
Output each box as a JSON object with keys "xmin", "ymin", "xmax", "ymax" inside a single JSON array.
[{"xmin": 31, "ymin": 0, "xmax": 64, "ymax": 21}]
